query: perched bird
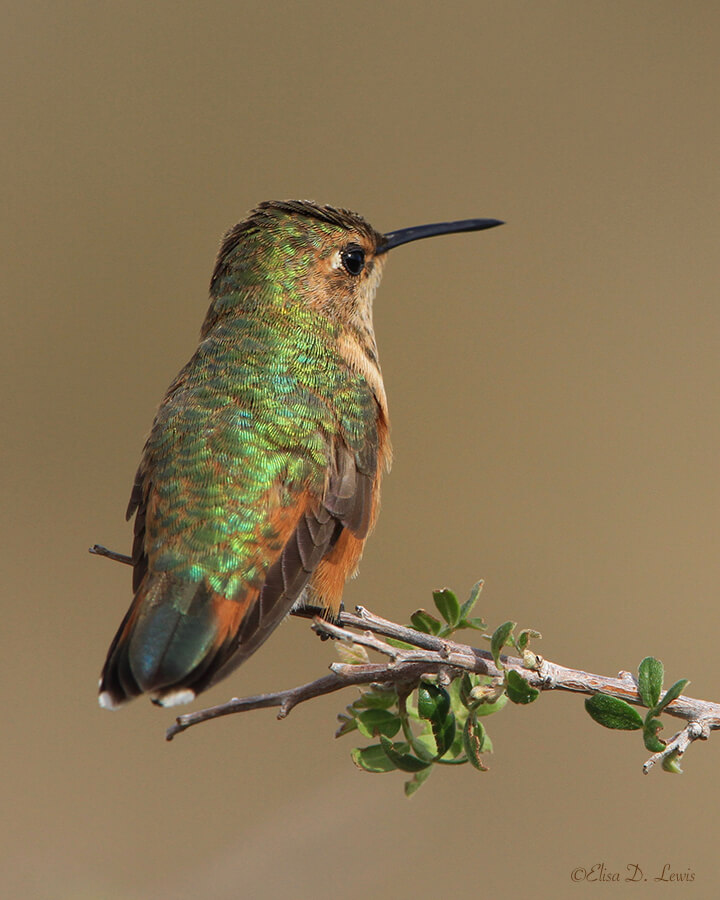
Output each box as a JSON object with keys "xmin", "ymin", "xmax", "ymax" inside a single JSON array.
[{"xmin": 99, "ymin": 200, "xmax": 502, "ymax": 709}]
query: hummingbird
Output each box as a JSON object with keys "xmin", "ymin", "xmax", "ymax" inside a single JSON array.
[{"xmin": 99, "ymin": 200, "xmax": 502, "ymax": 709}]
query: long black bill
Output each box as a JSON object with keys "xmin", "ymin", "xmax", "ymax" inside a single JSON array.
[{"xmin": 380, "ymin": 217, "xmax": 503, "ymax": 253}]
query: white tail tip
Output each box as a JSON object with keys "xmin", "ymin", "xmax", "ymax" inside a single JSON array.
[
  {"xmin": 98, "ymin": 691, "xmax": 121, "ymax": 710},
  {"xmin": 154, "ymin": 688, "xmax": 196, "ymax": 708}
]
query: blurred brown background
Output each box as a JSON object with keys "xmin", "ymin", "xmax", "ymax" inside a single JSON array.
[{"xmin": 2, "ymin": 2, "xmax": 719, "ymax": 898}]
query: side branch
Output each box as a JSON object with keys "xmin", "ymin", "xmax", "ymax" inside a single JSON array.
[
  {"xmin": 89, "ymin": 548, "xmax": 717, "ymax": 770},
  {"xmin": 166, "ymin": 660, "xmax": 444, "ymax": 740},
  {"xmin": 165, "ymin": 606, "xmax": 720, "ymax": 772}
]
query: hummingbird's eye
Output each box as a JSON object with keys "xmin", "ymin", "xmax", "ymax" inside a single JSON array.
[{"xmin": 340, "ymin": 244, "xmax": 365, "ymax": 277}]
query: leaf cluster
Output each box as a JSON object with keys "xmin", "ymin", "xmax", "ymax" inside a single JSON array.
[
  {"xmin": 585, "ymin": 657, "xmax": 689, "ymax": 773},
  {"xmin": 336, "ymin": 583, "xmax": 541, "ymax": 795}
]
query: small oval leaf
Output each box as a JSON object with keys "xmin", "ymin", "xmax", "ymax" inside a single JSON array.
[
  {"xmin": 351, "ymin": 744, "xmax": 397, "ymax": 773},
  {"xmin": 433, "ymin": 589, "xmax": 461, "ymax": 627},
  {"xmin": 661, "ymin": 751, "xmax": 683, "ymax": 774},
  {"xmin": 517, "ymin": 628, "xmax": 541, "ymax": 652},
  {"xmin": 417, "ymin": 682, "xmax": 455, "ymax": 756},
  {"xmin": 379, "ymin": 736, "xmax": 432, "ymax": 772},
  {"xmin": 474, "ymin": 693, "xmax": 508, "ymax": 717},
  {"xmin": 335, "ymin": 714, "xmax": 358, "ymax": 738},
  {"xmin": 335, "ymin": 641, "xmax": 371, "ymax": 665},
  {"xmin": 353, "ymin": 686, "xmax": 397, "ymax": 710},
  {"xmin": 643, "ymin": 718, "xmax": 665, "ymax": 753},
  {"xmin": 585, "ymin": 694, "xmax": 643, "ymax": 730},
  {"xmin": 433, "ymin": 712, "xmax": 456, "ymax": 758},
  {"xmin": 459, "ymin": 672, "xmax": 478, "ymax": 709},
  {"xmin": 462, "ymin": 714, "xmax": 489, "ymax": 771},
  {"xmin": 459, "ymin": 580, "xmax": 484, "ymax": 620},
  {"xmin": 654, "ymin": 678, "xmax": 689, "ymax": 716},
  {"xmin": 356, "ymin": 709, "xmax": 401, "ymax": 739},
  {"xmin": 506, "ymin": 669, "xmax": 539, "ymax": 704},
  {"xmin": 638, "ymin": 657, "xmax": 664, "ymax": 709},
  {"xmin": 404, "ymin": 767, "xmax": 433, "ymax": 797},
  {"xmin": 463, "ymin": 616, "xmax": 488, "ymax": 632},
  {"xmin": 418, "ymin": 682, "xmax": 451, "ymax": 722},
  {"xmin": 410, "ymin": 730, "xmax": 438, "ymax": 762},
  {"xmin": 410, "ymin": 609, "xmax": 442, "ymax": 635},
  {"xmin": 491, "ymin": 621, "xmax": 516, "ymax": 667}
]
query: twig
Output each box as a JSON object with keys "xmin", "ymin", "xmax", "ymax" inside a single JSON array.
[
  {"xmin": 165, "ymin": 660, "xmax": 444, "ymax": 740},
  {"xmin": 166, "ymin": 607, "xmax": 720, "ymax": 774},
  {"xmin": 642, "ymin": 720, "xmax": 711, "ymax": 774},
  {"xmin": 89, "ymin": 544, "xmax": 132, "ymax": 566},
  {"xmin": 90, "ymin": 545, "xmax": 720, "ymax": 770}
]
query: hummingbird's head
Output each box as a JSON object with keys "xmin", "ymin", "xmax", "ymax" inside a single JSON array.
[
  {"xmin": 205, "ymin": 200, "xmax": 388, "ymax": 335},
  {"xmin": 204, "ymin": 200, "xmax": 503, "ymax": 336}
]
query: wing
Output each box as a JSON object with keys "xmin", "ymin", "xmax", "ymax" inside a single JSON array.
[{"xmin": 205, "ymin": 432, "xmax": 386, "ymax": 691}]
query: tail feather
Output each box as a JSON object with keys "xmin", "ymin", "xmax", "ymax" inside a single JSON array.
[
  {"xmin": 99, "ymin": 574, "xmax": 251, "ymax": 709},
  {"xmin": 129, "ymin": 581, "xmax": 216, "ymax": 690}
]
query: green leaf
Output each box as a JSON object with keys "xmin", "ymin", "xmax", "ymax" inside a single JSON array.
[
  {"xmin": 385, "ymin": 637, "xmax": 415, "ymax": 650},
  {"xmin": 506, "ymin": 669, "xmax": 539, "ymax": 704},
  {"xmin": 433, "ymin": 712, "xmax": 457, "ymax": 757},
  {"xmin": 491, "ymin": 621, "xmax": 516, "ymax": 667},
  {"xmin": 585, "ymin": 694, "xmax": 643, "ymax": 730},
  {"xmin": 379, "ymin": 736, "xmax": 432, "ymax": 772},
  {"xmin": 459, "ymin": 672, "xmax": 477, "ymax": 708},
  {"xmin": 418, "ymin": 682, "xmax": 451, "ymax": 721},
  {"xmin": 335, "ymin": 714, "xmax": 358, "ymax": 737},
  {"xmin": 410, "ymin": 609, "xmax": 442, "ymax": 635},
  {"xmin": 446, "ymin": 673, "xmax": 463, "ymax": 704},
  {"xmin": 433, "ymin": 589, "xmax": 461, "ymax": 627},
  {"xmin": 462, "ymin": 616, "xmax": 488, "ymax": 632},
  {"xmin": 417, "ymin": 681, "xmax": 456, "ymax": 757},
  {"xmin": 517, "ymin": 628, "xmax": 542, "ymax": 652},
  {"xmin": 335, "ymin": 641, "xmax": 370, "ymax": 665},
  {"xmin": 654, "ymin": 679, "xmax": 689, "ymax": 716},
  {"xmin": 356, "ymin": 709, "xmax": 401, "ymax": 739},
  {"xmin": 643, "ymin": 718, "xmax": 665, "ymax": 753},
  {"xmin": 474, "ymin": 693, "xmax": 508, "ymax": 717},
  {"xmin": 459, "ymin": 580, "xmax": 484, "ymax": 620},
  {"xmin": 462, "ymin": 714, "xmax": 489, "ymax": 771},
  {"xmin": 351, "ymin": 744, "xmax": 397, "ymax": 773},
  {"xmin": 404, "ymin": 766, "xmax": 433, "ymax": 797},
  {"xmin": 662, "ymin": 751, "xmax": 683, "ymax": 774},
  {"xmin": 409, "ymin": 728, "xmax": 439, "ymax": 762},
  {"xmin": 638, "ymin": 657, "xmax": 664, "ymax": 709},
  {"xmin": 352, "ymin": 686, "xmax": 397, "ymax": 710},
  {"xmin": 447, "ymin": 721, "xmax": 466, "ymax": 759}
]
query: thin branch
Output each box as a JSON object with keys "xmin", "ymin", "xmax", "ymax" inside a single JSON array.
[
  {"xmin": 165, "ymin": 660, "xmax": 444, "ymax": 740},
  {"xmin": 90, "ymin": 546, "xmax": 720, "ymax": 771},
  {"xmin": 642, "ymin": 721, "xmax": 711, "ymax": 774},
  {"xmin": 165, "ymin": 607, "xmax": 720, "ymax": 775},
  {"xmin": 89, "ymin": 544, "xmax": 132, "ymax": 566}
]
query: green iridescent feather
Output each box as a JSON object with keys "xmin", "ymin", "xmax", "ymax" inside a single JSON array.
[{"xmin": 138, "ymin": 214, "xmax": 381, "ymax": 599}]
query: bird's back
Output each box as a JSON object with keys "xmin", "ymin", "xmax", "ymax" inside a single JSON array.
[{"xmin": 100, "ymin": 300, "xmax": 387, "ymax": 707}]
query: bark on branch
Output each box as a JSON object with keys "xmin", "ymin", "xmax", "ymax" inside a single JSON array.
[
  {"xmin": 164, "ymin": 605, "xmax": 720, "ymax": 773},
  {"xmin": 90, "ymin": 544, "xmax": 720, "ymax": 772}
]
